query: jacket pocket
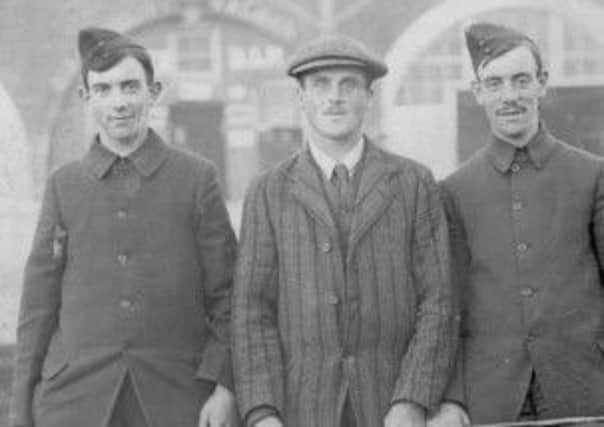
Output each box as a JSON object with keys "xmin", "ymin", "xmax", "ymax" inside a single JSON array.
[
  {"xmin": 41, "ymin": 356, "xmax": 68, "ymax": 381},
  {"xmin": 41, "ymin": 332, "xmax": 69, "ymax": 380}
]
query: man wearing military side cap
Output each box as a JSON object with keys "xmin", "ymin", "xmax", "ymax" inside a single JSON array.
[
  {"xmin": 10, "ymin": 27, "xmax": 238, "ymax": 427},
  {"xmin": 439, "ymin": 22, "xmax": 604, "ymax": 424},
  {"xmin": 233, "ymin": 34, "xmax": 458, "ymax": 427}
]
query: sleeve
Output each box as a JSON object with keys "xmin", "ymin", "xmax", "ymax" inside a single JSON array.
[
  {"xmin": 10, "ymin": 174, "xmax": 66, "ymax": 427},
  {"xmin": 438, "ymin": 183, "xmax": 470, "ymax": 406},
  {"xmin": 232, "ymin": 176, "xmax": 284, "ymax": 423},
  {"xmin": 591, "ymin": 162, "xmax": 604, "ymax": 274},
  {"xmin": 245, "ymin": 405, "xmax": 280, "ymax": 427},
  {"xmin": 194, "ymin": 163, "xmax": 238, "ymax": 391},
  {"xmin": 389, "ymin": 171, "xmax": 459, "ymax": 411}
]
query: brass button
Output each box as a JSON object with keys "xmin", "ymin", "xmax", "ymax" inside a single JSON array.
[
  {"xmin": 326, "ymin": 295, "xmax": 339, "ymax": 305},
  {"xmin": 117, "ymin": 210, "xmax": 127, "ymax": 219},
  {"xmin": 511, "ymin": 163, "xmax": 521, "ymax": 173},
  {"xmin": 119, "ymin": 299, "xmax": 132, "ymax": 309},
  {"xmin": 512, "ymin": 201, "xmax": 523, "ymax": 211},
  {"xmin": 520, "ymin": 287, "xmax": 534, "ymax": 297},
  {"xmin": 320, "ymin": 241, "xmax": 332, "ymax": 253},
  {"xmin": 517, "ymin": 243, "xmax": 528, "ymax": 253},
  {"xmin": 118, "ymin": 254, "xmax": 128, "ymax": 265}
]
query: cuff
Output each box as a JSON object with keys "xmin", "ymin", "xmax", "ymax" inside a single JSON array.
[
  {"xmin": 245, "ymin": 405, "xmax": 280, "ymax": 427},
  {"xmin": 195, "ymin": 341, "xmax": 233, "ymax": 391},
  {"xmin": 389, "ymin": 399, "xmax": 428, "ymax": 415}
]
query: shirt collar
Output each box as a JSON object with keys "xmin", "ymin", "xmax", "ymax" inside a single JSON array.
[
  {"xmin": 308, "ymin": 137, "xmax": 365, "ymax": 180},
  {"xmin": 83, "ymin": 129, "xmax": 168, "ymax": 179},
  {"xmin": 487, "ymin": 122, "xmax": 556, "ymax": 173}
]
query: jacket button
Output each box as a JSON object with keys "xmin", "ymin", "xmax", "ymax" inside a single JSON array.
[
  {"xmin": 119, "ymin": 299, "xmax": 132, "ymax": 309},
  {"xmin": 520, "ymin": 287, "xmax": 535, "ymax": 297},
  {"xmin": 326, "ymin": 294, "xmax": 339, "ymax": 305},
  {"xmin": 118, "ymin": 254, "xmax": 128, "ymax": 265},
  {"xmin": 512, "ymin": 201, "xmax": 523, "ymax": 211},
  {"xmin": 117, "ymin": 209, "xmax": 127, "ymax": 219},
  {"xmin": 526, "ymin": 333, "xmax": 536, "ymax": 343},
  {"xmin": 517, "ymin": 242, "xmax": 528, "ymax": 253},
  {"xmin": 511, "ymin": 163, "xmax": 521, "ymax": 173},
  {"xmin": 320, "ymin": 241, "xmax": 331, "ymax": 253}
]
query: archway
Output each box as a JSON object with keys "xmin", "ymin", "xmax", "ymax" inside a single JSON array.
[{"xmin": 381, "ymin": 0, "xmax": 604, "ymax": 178}]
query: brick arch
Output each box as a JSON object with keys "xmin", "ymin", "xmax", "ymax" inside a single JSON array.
[{"xmin": 380, "ymin": 0, "xmax": 604, "ymax": 119}]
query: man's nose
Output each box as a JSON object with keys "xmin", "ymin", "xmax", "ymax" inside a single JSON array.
[
  {"xmin": 326, "ymin": 84, "xmax": 344, "ymax": 101},
  {"xmin": 108, "ymin": 89, "xmax": 128, "ymax": 109},
  {"xmin": 499, "ymin": 80, "xmax": 520, "ymax": 101}
]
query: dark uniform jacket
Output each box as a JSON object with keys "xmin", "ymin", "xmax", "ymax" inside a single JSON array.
[
  {"xmin": 233, "ymin": 140, "xmax": 458, "ymax": 427},
  {"xmin": 10, "ymin": 130, "xmax": 237, "ymax": 427},
  {"xmin": 441, "ymin": 127, "xmax": 604, "ymax": 423}
]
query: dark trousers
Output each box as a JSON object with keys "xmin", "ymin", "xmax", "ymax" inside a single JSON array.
[
  {"xmin": 518, "ymin": 371, "xmax": 546, "ymax": 421},
  {"xmin": 108, "ymin": 374, "xmax": 148, "ymax": 427},
  {"xmin": 341, "ymin": 394, "xmax": 357, "ymax": 427}
]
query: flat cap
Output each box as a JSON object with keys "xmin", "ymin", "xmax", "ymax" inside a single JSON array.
[
  {"xmin": 78, "ymin": 27, "xmax": 149, "ymax": 72},
  {"xmin": 287, "ymin": 34, "xmax": 388, "ymax": 80},
  {"xmin": 465, "ymin": 22, "xmax": 537, "ymax": 73}
]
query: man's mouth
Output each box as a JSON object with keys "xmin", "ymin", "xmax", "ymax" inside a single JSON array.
[
  {"xmin": 111, "ymin": 116, "xmax": 134, "ymax": 124},
  {"xmin": 497, "ymin": 107, "xmax": 525, "ymax": 116}
]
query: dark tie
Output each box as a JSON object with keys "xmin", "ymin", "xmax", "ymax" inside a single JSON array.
[{"xmin": 332, "ymin": 164, "xmax": 353, "ymax": 254}]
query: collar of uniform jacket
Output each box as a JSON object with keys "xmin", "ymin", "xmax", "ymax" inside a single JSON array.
[
  {"xmin": 83, "ymin": 128, "xmax": 168, "ymax": 179},
  {"xmin": 486, "ymin": 122, "xmax": 557, "ymax": 173}
]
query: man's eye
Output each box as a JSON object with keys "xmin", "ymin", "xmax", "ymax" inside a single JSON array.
[
  {"xmin": 93, "ymin": 86, "xmax": 110, "ymax": 96},
  {"xmin": 311, "ymin": 79, "xmax": 329, "ymax": 90},
  {"xmin": 123, "ymin": 82, "xmax": 140, "ymax": 93},
  {"xmin": 515, "ymin": 76, "xmax": 532, "ymax": 87},
  {"xmin": 341, "ymin": 80, "xmax": 361, "ymax": 93},
  {"xmin": 484, "ymin": 79, "xmax": 501, "ymax": 90}
]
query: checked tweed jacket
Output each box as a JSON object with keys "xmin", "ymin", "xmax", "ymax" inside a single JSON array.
[{"xmin": 233, "ymin": 140, "xmax": 458, "ymax": 427}]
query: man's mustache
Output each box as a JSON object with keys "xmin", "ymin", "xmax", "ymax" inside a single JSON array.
[{"xmin": 496, "ymin": 102, "xmax": 527, "ymax": 115}]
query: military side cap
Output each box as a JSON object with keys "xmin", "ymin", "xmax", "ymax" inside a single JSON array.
[
  {"xmin": 465, "ymin": 22, "xmax": 536, "ymax": 73},
  {"xmin": 287, "ymin": 34, "xmax": 388, "ymax": 80},
  {"xmin": 78, "ymin": 27, "xmax": 148, "ymax": 71}
]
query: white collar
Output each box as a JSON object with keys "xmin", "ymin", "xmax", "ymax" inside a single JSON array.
[{"xmin": 308, "ymin": 138, "xmax": 365, "ymax": 180}]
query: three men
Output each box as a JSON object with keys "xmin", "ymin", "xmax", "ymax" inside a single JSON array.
[
  {"xmin": 441, "ymin": 23, "xmax": 604, "ymax": 423},
  {"xmin": 232, "ymin": 35, "xmax": 458, "ymax": 427},
  {"xmin": 10, "ymin": 28, "xmax": 238, "ymax": 427}
]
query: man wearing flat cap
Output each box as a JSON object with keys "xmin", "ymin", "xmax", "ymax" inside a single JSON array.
[
  {"xmin": 10, "ymin": 27, "xmax": 238, "ymax": 427},
  {"xmin": 232, "ymin": 34, "xmax": 458, "ymax": 427},
  {"xmin": 439, "ymin": 22, "xmax": 604, "ymax": 424}
]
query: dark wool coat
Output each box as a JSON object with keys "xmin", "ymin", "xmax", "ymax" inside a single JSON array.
[
  {"xmin": 442, "ymin": 128, "xmax": 604, "ymax": 424},
  {"xmin": 233, "ymin": 140, "xmax": 458, "ymax": 427},
  {"xmin": 10, "ymin": 130, "xmax": 236, "ymax": 427}
]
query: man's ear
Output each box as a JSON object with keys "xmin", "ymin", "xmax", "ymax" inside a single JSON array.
[
  {"xmin": 537, "ymin": 70, "xmax": 548, "ymax": 97},
  {"xmin": 78, "ymin": 85, "xmax": 90, "ymax": 101},
  {"xmin": 150, "ymin": 81, "xmax": 163, "ymax": 101},
  {"xmin": 471, "ymin": 79, "xmax": 484, "ymax": 105},
  {"xmin": 296, "ymin": 83, "xmax": 306, "ymax": 111}
]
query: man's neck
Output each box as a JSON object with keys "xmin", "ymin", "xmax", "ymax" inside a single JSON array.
[
  {"xmin": 307, "ymin": 131, "xmax": 362, "ymax": 163},
  {"xmin": 99, "ymin": 129, "xmax": 148, "ymax": 157},
  {"xmin": 494, "ymin": 123, "xmax": 539, "ymax": 148}
]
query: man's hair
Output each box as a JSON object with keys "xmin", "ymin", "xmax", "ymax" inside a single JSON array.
[
  {"xmin": 81, "ymin": 48, "xmax": 154, "ymax": 89},
  {"xmin": 478, "ymin": 40, "xmax": 546, "ymax": 77}
]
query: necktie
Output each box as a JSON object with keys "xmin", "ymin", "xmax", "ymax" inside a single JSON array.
[{"xmin": 332, "ymin": 164, "xmax": 353, "ymax": 254}]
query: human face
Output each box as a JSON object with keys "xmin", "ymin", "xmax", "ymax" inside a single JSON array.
[
  {"xmin": 297, "ymin": 67, "xmax": 372, "ymax": 147},
  {"xmin": 473, "ymin": 45, "xmax": 547, "ymax": 147},
  {"xmin": 83, "ymin": 57, "xmax": 159, "ymax": 149}
]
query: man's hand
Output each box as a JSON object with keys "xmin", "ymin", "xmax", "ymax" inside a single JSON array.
[
  {"xmin": 254, "ymin": 415, "xmax": 283, "ymax": 427},
  {"xmin": 427, "ymin": 402, "xmax": 470, "ymax": 427},
  {"xmin": 198, "ymin": 384, "xmax": 239, "ymax": 427},
  {"xmin": 384, "ymin": 401, "xmax": 426, "ymax": 427}
]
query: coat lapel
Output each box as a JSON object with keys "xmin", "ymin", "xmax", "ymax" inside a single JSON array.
[
  {"xmin": 288, "ymin": 148, "xmax": 337, "ymax": 233},
  {"xmin": 348, "ymin": 141, "xmax": 399, "ymax": 258}
]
